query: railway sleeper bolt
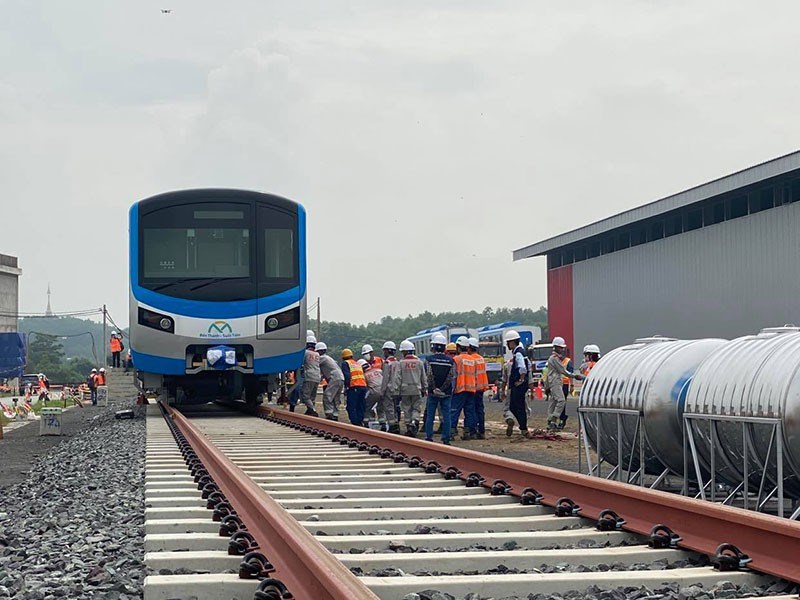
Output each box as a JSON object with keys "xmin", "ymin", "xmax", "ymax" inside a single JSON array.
[
  {"xmin": 324, "ymin": 433, "xmax": 333, "ymax": 440},
  {"xmin": 555, "ymin": 497, "xmax": 581, "ymax": 517},
  {"xmin": 357, "ymin": 442, "xmax": 369, "ymax": 452},
  {"xmin": 206, "ymin": 491, "xmax": 228, "ymax": 509},
  {"xmin": 339, "ymin": 437, "xmax": 350, "ymax": 446},
  {"xmin": 253, "ymin": 578, "xmax": 293, "ymax": 600},
  {"xmin": 238, "ymin": 551, "xmax": 275, "ymax": 580},
  {"xmin": 491, "ymin": 479, "xmax": 511, "ymax": 495},
  {"xmin": 368, "ymin": 445, "xmax": 381, "ymax": 455},
  {"xmin": 443, "ymin": 466, "xmax": 461, "ymax": 480},
  {"xmin": 466, "ymin": 472, "xmax": 485, "ymax": 488},
  {"xmin": 348, "ymin": 440, "xmax": 359, "ymax": 449},
  {"xmin": 520, "ymin": 487, "xmax": 543, "ymax": 505},
  {"xmin": 648, "ymin": 524, "xmax": 682, "ymax": 549},
  {"xmin": 379, "ymin": 448, "xmax": 393, "ymax": 459},
  {"xmin": 713, "ymin": 543, "xmax": 752, "ymax": 572},
  {"xmin": 425, "ymin": 461, "xmax": 442, "ymax": 474},
  {"xmin": 212, "ymin": 501, "xmax": 235, "ymax": 522},
  {"xmin": 408, "ymin": 456, "xmax": 424, "ymax": 468},
  {"xmin": 193, "ymin": 469, "xmax": 209, "ymax": 483},
  {"xmin": 196, "ymin": 475, "xmax": 213, "ymax": 490},
  {"xmin": 228, "ymin": 531, "xmax": 259, "ymax": 556},
  {"xmin": 596, "ymin": 509, "xmax": 626, "ymax": 531},
  {"xmin": 393, "ymin": 452, "xmax": 409, "ymax": 464},
  {"xmin": 219, "ymin": 515, "xmax": 246, "ymax": 537},
  {"xmin": 201, "ymin": 482, "xmax": 220, "ymax": 500}
]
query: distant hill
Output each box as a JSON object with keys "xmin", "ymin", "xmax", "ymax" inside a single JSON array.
[{"xmin": 18, "ymin": 316, "xmax": 127, "ymax": 362}]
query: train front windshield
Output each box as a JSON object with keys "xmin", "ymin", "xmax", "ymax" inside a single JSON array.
[{"xmin": 139, "ymin": 201, "xmax": 297, "ymax": 302}]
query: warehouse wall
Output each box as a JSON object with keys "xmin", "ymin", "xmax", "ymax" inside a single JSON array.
[
  {"xmin": 0, "ymin": 271, "xmax": 19, "ymax": 332},
  {"xmin": 569, "ymin": 201, "xmax": 800, "ymax": 353}
]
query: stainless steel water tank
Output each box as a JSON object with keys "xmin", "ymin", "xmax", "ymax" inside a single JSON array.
[
  {"xmin": 683, "ymin": 326, "xmax": 800, "ymax": 498},
  {"xmin": 580, "ymin": 336, "xmax": 727, "ymax": 476}
]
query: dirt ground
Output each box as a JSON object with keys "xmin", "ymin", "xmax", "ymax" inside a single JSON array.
[{"xmin": 446, "ymin": 395, "xmax": 585, "ymax": 473}]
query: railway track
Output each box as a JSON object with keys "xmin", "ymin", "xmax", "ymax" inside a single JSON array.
[{"xmin": 143, "ymin": 403, "xmax": 800, "ymax": 600}]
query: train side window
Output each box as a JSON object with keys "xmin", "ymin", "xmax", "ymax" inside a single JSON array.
[
  {"xmin": 649, "ymin": 221, "xmax": 664, "ymax": 241},
  {"xmin": 729, "ymin": 195, "xmax": 748, "ymax": 219}
]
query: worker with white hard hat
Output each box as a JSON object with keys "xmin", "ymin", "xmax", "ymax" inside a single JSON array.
[
  {"xmin": 109, "ymin": 331, "xmax": 124, "ymax": 368},
  {"xmin": 379, "ymin": 341, "xmax": 401, "ymax": 432},
  {"xmin": 298, "ymin": 335, "xmax": 321, "ymax": 417},
  {"xmin": 503, "ymin": 330, "xmax": 532, "ymax": 437},
  {"xmin": 361, "ymin": 357, "xmax": 384, "ymax": 425},
  {"xmin": 580, "ymin": 344, "xmax": 601, "ymax": 375},
  {"xmin": 87, "ymin": 368, "xmax": 99, "ymax": 405},
  {"xmin": 545, "ymin": 336, "xmax": 584, "ymax": 431},
  {"xmin": 467, "ymin": 337, "xmax": 488, "ymax": 440},
  {"xmin": 395, "ymin": 339, "xmax": 426, "ymax": 437},
  {"xmin": 424, "ymin": 333, "xmax": 455, "ymax": 444},
  {"xmin": 450, "ymin": 336, "xmax": 477, "ymax": 439},
  {"xmin": 316, "ymin": 342, "xmax": 345, "ymax": 421}
]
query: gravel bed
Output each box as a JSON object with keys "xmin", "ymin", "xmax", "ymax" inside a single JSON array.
[
  {"xmin": 401, "ymin": 579, "xmax": 799, "ymax": 600},
  {"xmin": 351, "ymin": 555, "xmax": 710, "ymax": 577},
  {"xmin": 332, "ymin": 537, "xmax": 635, "ymax": 555},
  {"xmin": 0, "ymin": 403, "xmax": 146, "ymax": 599}
]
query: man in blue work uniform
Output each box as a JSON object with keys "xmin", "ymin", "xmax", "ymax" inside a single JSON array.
[{"xmin": 424, "ymin": 333, "xmax": 455, "ymax": 444}]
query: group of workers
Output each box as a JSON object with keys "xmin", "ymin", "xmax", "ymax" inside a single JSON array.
[
  {"xmin": 293, "ymin": 330, "xmax": 600, "ymax": 442},
  {"xmin": 85, "ymin": 367, "xmax": 107, "ymax": 405}
]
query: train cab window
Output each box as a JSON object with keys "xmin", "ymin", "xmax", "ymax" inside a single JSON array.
[{"xmin": 258, "ymin": 205, "xmax": 299, "ymax": 294}]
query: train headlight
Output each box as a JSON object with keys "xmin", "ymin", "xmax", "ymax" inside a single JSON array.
[
  {"xmin": 263, "ymin": 307, "xmax": 300, "ymax": 333},
  {"xmin": 138, "ymin": 307, "xmax": 175, "ymax": 334}
]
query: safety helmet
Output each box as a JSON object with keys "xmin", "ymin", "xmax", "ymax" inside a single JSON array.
[
  {"xmin": 357, "ymin": 358, "xmax": 369, "ymax": 368},
  {"xmin": 341, "ymin": 348, "xmax": 353, "ymax": 359},
  {"xmin": 583, "ymin": 344, "xmax": 600, "ymax": 354},
  {"xmin": 38, "ymin": 373, "xmax": 44, "ymax": 377},
  {"xmin": 431, "ymin": 333, "xmax": 447, "ymax": 345},
  {"xmin": 445, "ymin": 342, "xmax": 457, "ymax": 353},
  {"xmin": 111, "ymin": 331, "xmax": 117, "ymax": 335},
  {"xmin": 315, "ymin": 341, "xmax": 327, "ymax": 352},
  {"xmin": 399, "ymin": 340, "xmax": 415, "ymax": 352},
  {"xmin": 503, "ymin": 330, "xmax": 520, "ymax": 342},
  {"xmin": 306, "ymin": 335, "xmax": 317, "ymax": 344},
  {"xmin": 91, "ymin": 368, "xmax": 97, "ymax": 373},
  {"xmin": 382, "ymin": 341, "xmax": 396, "ymax": 351},
  {"xmin": 455, "ymin": 335, "xmax": 469, "ymax": 347},
  {"xmin": 552, "ymin": 336, "xmax": 566, "ymax": 347},
  {"xmin": 361, "ymin": 344, "xmax": 374, "ymax": 355},
  {"xmin": 99, "ymin": 368, "xmax": 106, "ymax": 373},
  {"xmin": 468, "ymin": 337, "xmax": 479, "ymax": 348}
]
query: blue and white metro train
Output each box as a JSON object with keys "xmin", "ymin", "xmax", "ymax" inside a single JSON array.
[{"xmin": 129, "ymin": 189, "xmax": 307, "ymax": 404}]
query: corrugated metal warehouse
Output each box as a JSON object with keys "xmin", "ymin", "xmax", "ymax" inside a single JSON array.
[{"xmin": 513, "ymin": 151, "xmax": 800, "ymax": 354}]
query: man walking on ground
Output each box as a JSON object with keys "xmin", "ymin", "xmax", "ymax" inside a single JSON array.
[
  {"xmin": 396, "ymin": 339, "xmax": 426, "ymax": 437},
  {"xmin": 299, "ymin": 335, "xmax": 321, "ymax": 416},
  {"xmin": 545, "ymin": 336, "xmax": 583, "ymax": 431},
  {"xmin": 468, "ymin": 337, "xmax": 488, "ymax": 439},
  {"xmin": 424, "ymin": 333, "xmax": 455, "ymax": 444},
  {"xmin": 450, "ymin": 336, "xmax": 477, "ymax": 440},
  {"xmin": 504, "ymin": 330, "xmax": 532, "ymax": 438},
  {"xmin": 316, "ymin": 342, "xmax": 344, "ymax": 420}
]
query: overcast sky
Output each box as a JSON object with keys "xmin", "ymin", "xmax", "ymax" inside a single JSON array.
[{"xmin": 3, "ymin": 1, "xmax": 800, "ymax": 326}]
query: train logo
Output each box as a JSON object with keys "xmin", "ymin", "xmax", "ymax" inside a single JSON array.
[{"xmin": 201, "ymin": 320, "xmax": 241, "ymax": 339}]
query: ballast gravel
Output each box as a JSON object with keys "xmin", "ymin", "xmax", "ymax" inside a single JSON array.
[{"xmin": 0, "ymin": 403, "xmax": 145, "ymax": 599}]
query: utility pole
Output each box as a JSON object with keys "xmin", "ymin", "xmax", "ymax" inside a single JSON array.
[
  {"xmin": 102, "ymin": 304, "xmax": 107, "ymax": 368},
  {"xmin": 316, "ymin": 297, "xmax": 321, "ymax": 342}
]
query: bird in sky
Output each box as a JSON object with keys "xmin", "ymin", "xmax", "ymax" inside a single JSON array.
[{"xmin": 161, "ymin": 9, "xmax": 172, "ymax": 13}]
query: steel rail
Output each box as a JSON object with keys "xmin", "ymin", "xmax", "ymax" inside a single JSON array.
[
  {"xmin": 163, "ymin": 404, "xmax": 378, "ymax": 600},
  {"xmin": 260, "ymin": 406, "xmax": 800, "ymax": 584}
]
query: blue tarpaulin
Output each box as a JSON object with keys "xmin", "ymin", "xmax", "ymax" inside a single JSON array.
[{"xmin": 0, "ymin": 332, "xmax": 27, "ymax": 380}]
